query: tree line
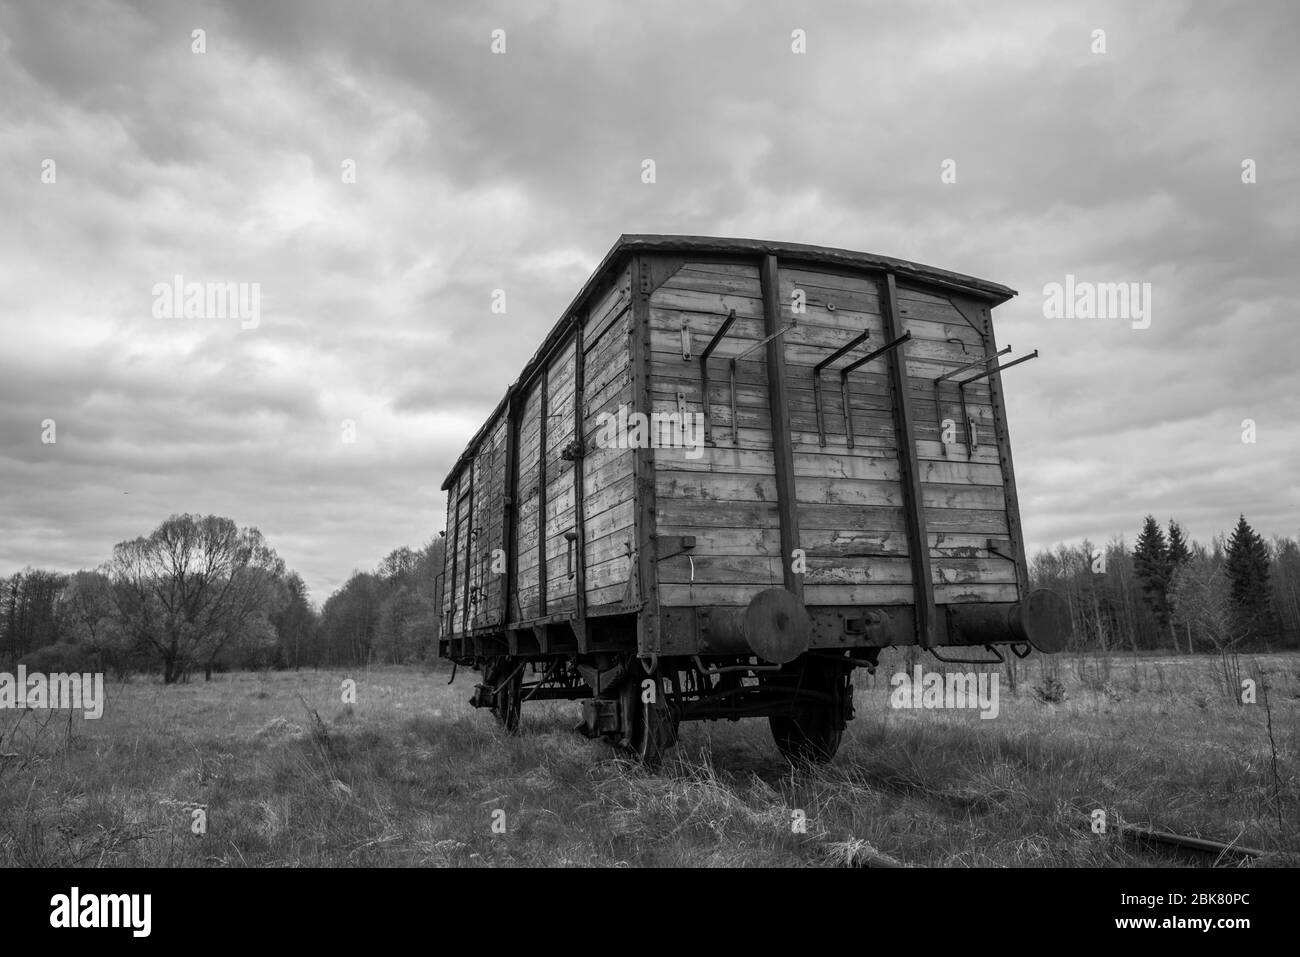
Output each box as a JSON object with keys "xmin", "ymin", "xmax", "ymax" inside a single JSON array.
[
  {"xmin": 4, "ymin": 510, "xmax": 1294, "ymax": 679},
  {"xmin": 1, "ymin": 514, "xmax": 445, "ymax": 679},
  {"xmin": 1029, "ymin": 514, "xmax": 1298, "ymax": 653}
]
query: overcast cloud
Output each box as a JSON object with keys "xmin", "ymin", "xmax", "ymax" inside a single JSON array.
[{"xmin": 1, "ymin": 0, "xmax": 1296, "ymax": 603}]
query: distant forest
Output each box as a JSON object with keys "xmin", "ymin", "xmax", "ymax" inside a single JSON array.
[
  {"xmin": 1, "ymin": 512, "xmax": 1294, "ymax": 679},
  {"xmin": 1032, "ymin": 515, "xmax": 1297, "ymax": 653},
  {"xmin": 0, "ymin": 514, "xmax": 445, "ymax": 680}
]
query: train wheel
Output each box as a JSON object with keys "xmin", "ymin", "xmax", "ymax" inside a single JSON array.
[
  {"xmin": 488, "ymin": 660, "xmax": 523, "ymax": 734},
  {"xmin": 768, "ymin": 658, "xmax": 848, "ymax": 767},
  {"xmin": 769, "ymin": 712, "xmax": 841, "ymax": 766},
  {"xmin": 618, "ymin": 671, "xmax": 678, "ymax": 769}
]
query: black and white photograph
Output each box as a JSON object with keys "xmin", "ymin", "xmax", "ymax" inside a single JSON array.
[{"xmin": 0, "ymin": 0, "xmax": 1294, "ymax": 934}]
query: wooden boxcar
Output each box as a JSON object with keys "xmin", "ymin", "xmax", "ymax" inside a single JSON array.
[{"xmin": 439, "ymin": 235, "xmax": 1068, "ymax": 764}]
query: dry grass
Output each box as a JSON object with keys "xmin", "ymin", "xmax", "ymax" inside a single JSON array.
[{"xmin": 1, "ymin": 650, "xmax": 1296, "ymax": 867}]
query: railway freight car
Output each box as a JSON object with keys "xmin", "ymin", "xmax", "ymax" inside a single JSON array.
[{"xmin": 439, "ymin": 235, "xmax": 1069, "ymax": 765}]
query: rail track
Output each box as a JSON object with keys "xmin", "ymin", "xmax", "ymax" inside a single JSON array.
[
  {"xmin": 1110, "ymin": 821, "xmax": 1284, "ymax": 865},
  {"xmin": 833, "ymin": 819, "xmax": 1293, "ymax": 868}
]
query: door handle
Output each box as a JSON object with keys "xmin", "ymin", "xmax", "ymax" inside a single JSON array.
[{"xmin": 564, "ymin": 530, "xmax": 578, "ymax": 579}]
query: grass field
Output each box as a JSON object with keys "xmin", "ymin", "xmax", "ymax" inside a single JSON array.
[{"xmin": 1, "ymin": 650, "xmax": 1296, "ymax": 867}]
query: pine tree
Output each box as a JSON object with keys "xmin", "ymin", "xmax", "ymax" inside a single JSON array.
[
  {"xmin": 1167, "ymin": 520, "xmax": 1191, "ymax": 568},
  {"xmin": 1166, "ymin": 519, "xmax": 1192, "ymax": 652},
  {"xmin": 1224, "ymin": 515, "xmax": 1276, "ymax": 644},
  {"xmin": 1133, "ymin": 514, "xmax": 1172, "ymax": 637}
]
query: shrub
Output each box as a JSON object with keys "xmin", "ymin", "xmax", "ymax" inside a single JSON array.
[
  {"xmin": 1031, "ymin": 675, "xmax": 1067, "ymax": 704},
  {"xmin": 17, "ymin": 643, "xmax": 99, "ymax": 674}
]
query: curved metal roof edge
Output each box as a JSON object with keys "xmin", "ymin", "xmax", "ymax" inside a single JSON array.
[{"xmin": 440, "ymin": 234, "xmax": 1018, "ymax": 490}]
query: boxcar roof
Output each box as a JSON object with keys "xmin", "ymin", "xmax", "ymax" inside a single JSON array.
[{"xmin": 440, "ymin": 234, "xmax": 1017, "ymax": 489}]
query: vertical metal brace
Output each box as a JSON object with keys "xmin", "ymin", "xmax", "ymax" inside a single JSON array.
[
  {"xmin": 699, "ymin": 309, "xmax": 737, "ymax": 444},
  {"xmin": 728, "ymin": 359, "xmax": 739, "ymax": 445},
  {"xmin": 812, "ymin": 330, "xmax": 870, "ymax": 447},
  {"xmin": 839, "ymin": 331, "xmax": 913, "ymax": 449},
  {"xmin": 958, "ymin": 379, "xmax": 975, "ymax": 459}
]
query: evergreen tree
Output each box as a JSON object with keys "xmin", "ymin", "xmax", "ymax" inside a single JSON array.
[
  {"xmin": 1167, "ymin": 520, "xmax": 1191, "ymax": 568},
  {"xmin": 1133, "ymin": 514, "xmax": 1172, "ymax": 633},
  {"xmin": 1224, "ymin": 515, "xmax": 1275, "ymax": 644},
  {"xmin": 1165, "ymin": 519, "xmax": 1193, "ymax": 652}
]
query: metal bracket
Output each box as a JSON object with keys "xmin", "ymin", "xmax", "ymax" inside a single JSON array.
[
  {"xmin": 933, "ymin": 345, "xmax": 1011, "ymax": 457},
  {"xmin": 657, "ymin": 535, "xmax": 696, "ymax": 561},
  {"xmin": 720, "ymin": 318, "xmax": 796, "ymax": 446},
  {"xmin": 564, "ymin": 530, "xmax": 578, "ymax": 579},
  {"xmin": 680, "ymin": 318, "xmax": 692, "ymax": 361},
  {"xmin": 952, "ymin": 349, "xmax": 1039, "ymax": 459},
  {"xmin": 699, "ymin": 309, "xmax": 738, "ymax": 444},
  {"xmin": 956, "ymin": 349, "xmax": 1040, "ymax": 386},
  {"xmin": 812, "ymin": 330, "xmax": 870, "ymax": 447},
  {"xmin": 728, "ymin": 358, "xmax": 739, "ymax": 445},
  {"xmin": 733, "ymin": 322, "xmax": 793, "ymax": 363},
  {"xmin": 840, "ymin": 331, "xmax": 912, "ymax": 449},
  {"xmin": 928, "ymin": 644, "xmax": 1006, "ymax": 665},
  {"xmin": 691, "ymin": 656, "xmax": 782, "ymax": 675},
  {"xmin": 958, "ymin": 380, "xmax": 976, "ymax": 458},
  {"xmin": 986, "ymin": 538, "xmax": 1016, "ymax": 563}
]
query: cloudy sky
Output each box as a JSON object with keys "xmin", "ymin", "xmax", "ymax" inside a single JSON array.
[{"xmin": 2, "ymin": 0, "xmax": 1296, "ymax": 604}]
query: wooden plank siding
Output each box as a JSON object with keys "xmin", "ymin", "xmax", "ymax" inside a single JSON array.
[
  {"xmin": 511, "ymin": 373, "xmax": 544, "ymax": 619},
  {"xmin": 441, "ymin": 470, "xmax": 463, "ymax": 632},
  {"xmin": 542, "ymin": 340, "xmax": 578, "ymax": 616},
  {"xmin": 649, "ymin": 261, "xmax": 783, "ymax": 610},
  {"xmin": 581, "ymin": 264, "xmax": 636, "ymax": 610},
  {"xmin": 470, "ymin": 417, "xmax": 508, "ymax": 630},
  {"xmin": 647, "ymin": 259, "xmax": 1020, "ymax": 609},
  {"xmin": 503, "ymin": 265, "xmax": 637, "ymax": 623}
]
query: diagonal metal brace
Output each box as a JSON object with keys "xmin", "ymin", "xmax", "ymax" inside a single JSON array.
[{"xmin": 955, "ymin": 349, "xmax": 1040, "ymax": 386}]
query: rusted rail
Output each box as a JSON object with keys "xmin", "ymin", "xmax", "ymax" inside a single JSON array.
[
  {"xmin": 1115, "ymin": 822, "xmax": 1273, "ymax": 862},
  {"xmin": 827, "ymin": 840, "xmax": 913, "ymax": 868}
]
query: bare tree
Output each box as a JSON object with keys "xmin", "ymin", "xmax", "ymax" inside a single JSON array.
[
  {"xmin": 1169, "ymin": 555, "xmax": 1241, "ymax": 701},
  {"xmin": 104, "ymin": 515, "xmax": 285, "ymax": 683}
]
